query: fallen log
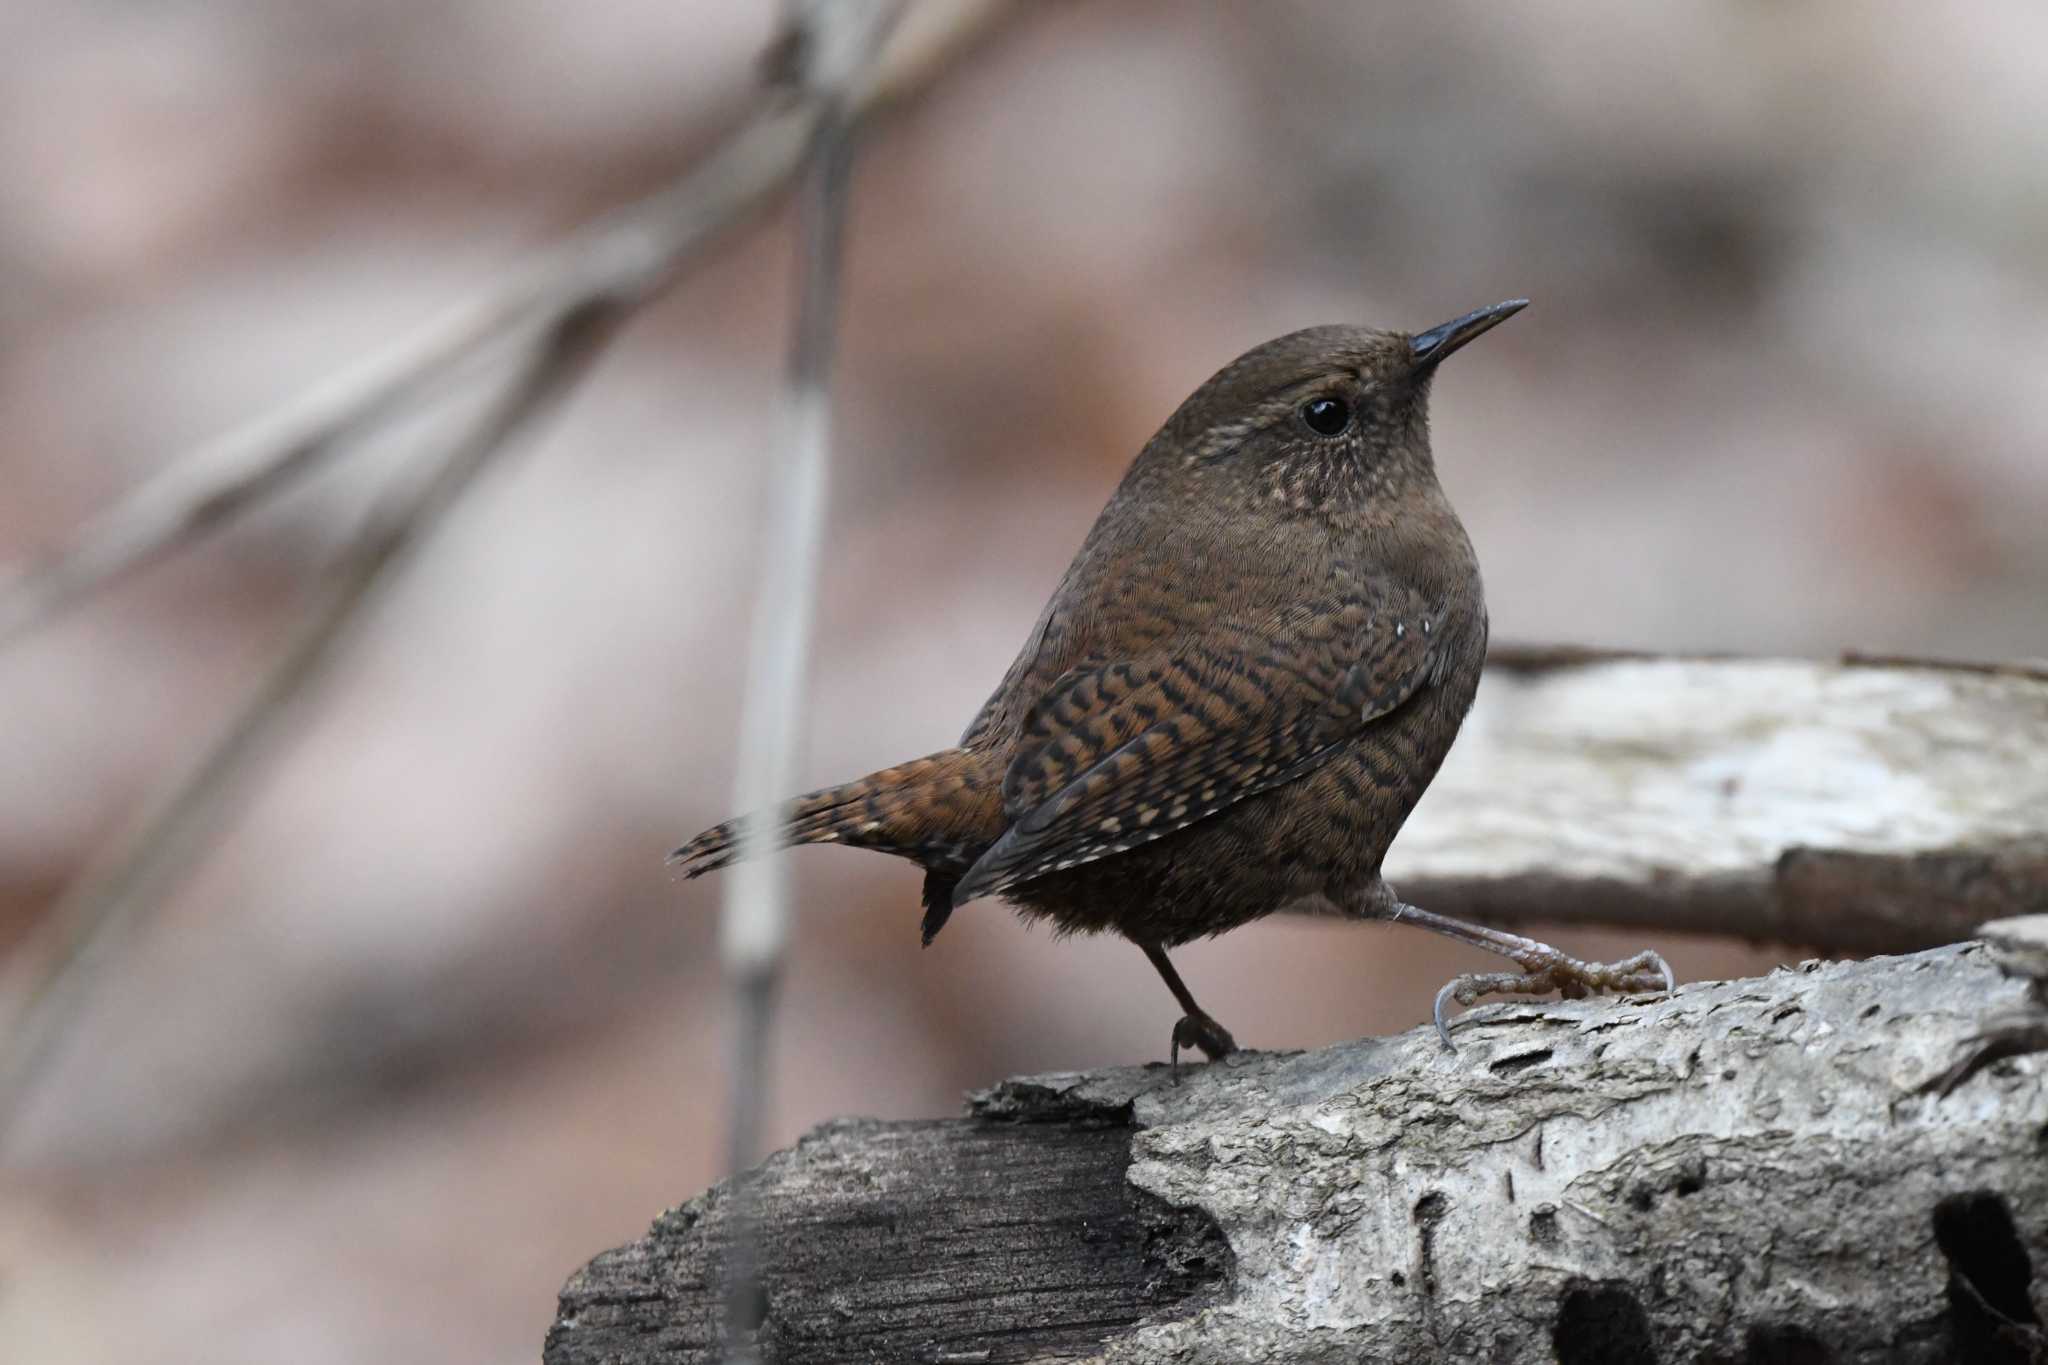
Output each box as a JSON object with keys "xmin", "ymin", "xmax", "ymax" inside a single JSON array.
[
  {"xmin": 1372, "ymin": 652, "xmax": 2048, "ymax": 953},
  {"xmin": 548, "ymin": 937, "xmax": 2048, "ymax": 1363}
]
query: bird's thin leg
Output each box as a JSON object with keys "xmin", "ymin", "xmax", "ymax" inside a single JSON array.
[
  {"xmin": 1361, "ymin": 893, "xmax": 1673, "ymax": 1049},
  {"xmin": 1139, "ymin": 941, "xmax": 1236, "ymax": 1075}
]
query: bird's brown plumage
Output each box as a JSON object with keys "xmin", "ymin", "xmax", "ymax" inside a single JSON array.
[{"xmin": 673, "ymin": 307, "xmax": 1528, "ymax": 1053}]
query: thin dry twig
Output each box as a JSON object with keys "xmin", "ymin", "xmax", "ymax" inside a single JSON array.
[
  {"xmin": 0, "ymin": 0, "xmax": 1013, "ymax": 1137},
  {"xmin": 0, "ymin": 0, "xmax": 1011, "ymax": 650},
  {"xmin": 0, "ymin": 302, "xmax": 623, "ymax": 1134},
  {"xmin": 718, "ymin": 4, "xmax": 904, "ymax": 1358}
]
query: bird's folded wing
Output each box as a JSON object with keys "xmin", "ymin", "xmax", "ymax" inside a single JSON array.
[{"xmin": 951, "ymin": 590, "xmax": 1443, "ymax": 906}]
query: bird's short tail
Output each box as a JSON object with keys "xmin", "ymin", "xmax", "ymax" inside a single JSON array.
[{"xmin": 669, "ymin": 747, "xmax": 995, "ymax": 886}]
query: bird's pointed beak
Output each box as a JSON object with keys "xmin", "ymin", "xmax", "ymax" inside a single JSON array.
[{"xmin": 1410, "ymin": 299, "xmax": 1528, "ymax": 371}]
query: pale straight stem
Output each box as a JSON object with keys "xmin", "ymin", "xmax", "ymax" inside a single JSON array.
[
  {"xmin": 717, "ymin": 103, "xmax": 858, "ymax": 1361},
  {"xmin": 0, "ymin": 304, "xmax": 620, "ymax": 1137},
  {"xmin": 0, "ymin": 0, "xmax": 1012, "ymax": 650},
  {"xmin": 0, "ymin": 0, "xmax": 1006, "ymax": 1138},
  {"xmin": 719, "ymin": 381, "xmax": 837, "ymax": 977}
]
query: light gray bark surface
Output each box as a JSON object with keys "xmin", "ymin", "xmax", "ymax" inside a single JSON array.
[
  {"xmin": 1378, "ymin": 654, "xmax": 2048, "ymax": 951},
  {"xmin": 549, "ymin": 941, "xmax": 2048, "ymax": 1363}
]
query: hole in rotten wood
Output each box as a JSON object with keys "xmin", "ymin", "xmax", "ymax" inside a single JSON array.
[
  {"xmin": 1491, "ymin": 1047, "xmax": 1554, "ymax": 1076},
  {"xmin": 1934, "ymin": 1190, "xmax": 2040, "ymax": 1361},
  {"xmin": 1553, "ymin": 1280, "xmax": 1657, "ymax": 1365},
  {"xmin": 1412, "ymin": 1191, "xmax": 1450, "ymax": 1297}
]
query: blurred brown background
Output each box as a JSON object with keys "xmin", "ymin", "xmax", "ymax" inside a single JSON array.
[{"xmin": 2, "ymin": 2, "xmax": 2045, "ymax": 1361}]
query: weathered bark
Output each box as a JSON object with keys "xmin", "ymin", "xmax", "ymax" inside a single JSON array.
[
  {"xmin": 549, "ymin": 938, "xmax": 2048, "ymax": 1364},
  {"xmin": 1376, "ymin": 653, "xmax": 2048, "ymax": 952}
]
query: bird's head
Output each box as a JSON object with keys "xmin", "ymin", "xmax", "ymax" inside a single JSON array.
[{"xmin": 1133, "ymin": 301, "xmax": 1527, "ymax": 521}]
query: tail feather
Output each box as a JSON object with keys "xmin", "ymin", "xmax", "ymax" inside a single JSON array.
[{"xmin": 669, "ymin": 748, "xmax": 995, "ymax": 882}]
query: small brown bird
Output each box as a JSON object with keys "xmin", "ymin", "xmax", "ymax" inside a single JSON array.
[{"xmin": 675, "ymin": 302, "xmax": 1670, "ymax": 1063}]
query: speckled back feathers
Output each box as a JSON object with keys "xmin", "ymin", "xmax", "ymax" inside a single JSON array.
[{"xmin": 673, "ymin": 319, "xmax": 1493, "ymax": 950}]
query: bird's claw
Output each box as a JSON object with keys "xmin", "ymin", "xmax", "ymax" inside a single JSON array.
[
  {"xmin": 1170, "ymin": 1012, "xmax": 1237, "ymax": 1081},
  {"xmin": 1433, "ymin": 948, "xmax": 1674, "ymax": 1050}
]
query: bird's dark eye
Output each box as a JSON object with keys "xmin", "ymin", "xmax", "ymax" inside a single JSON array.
[{"xmin": 1300, "ymin": 396, "xmax": 1351, "ymax": 437}]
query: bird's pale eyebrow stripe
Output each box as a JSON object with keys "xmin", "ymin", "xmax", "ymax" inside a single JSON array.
[
  {"xmin": 1188, "ymin": 371, "xmax": 1370, "ymax": 464},
  {"xmin": 1265, "ymin": 374, "xmax": 1347, "ymax": 403}
]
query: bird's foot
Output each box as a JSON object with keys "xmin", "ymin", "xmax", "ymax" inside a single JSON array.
[
  {"xmin": 1432, "ymin": 947, "xmax": 1674, "ymax": 1051},
  {"xmin": 1170, "ymin": 1012, "xmax": 1237, "ymax": 1081}
]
